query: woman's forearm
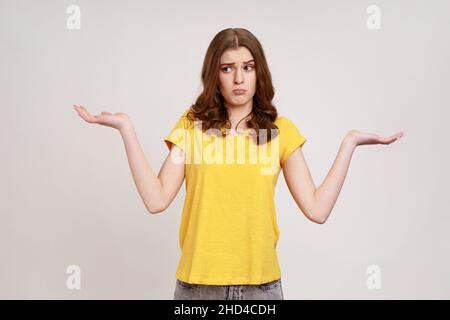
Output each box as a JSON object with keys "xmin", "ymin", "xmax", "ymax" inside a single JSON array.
[
  {"xmin": 312, "ymin": 134, "xmax": 357, "ymax": 223},
  {"xmin": 119, "ymin": 122, "xmax": 165, "ymax": 213}
]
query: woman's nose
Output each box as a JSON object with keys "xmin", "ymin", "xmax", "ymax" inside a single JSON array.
[
  {"xmin": 234, "ymin": 72, "xmax": 243, "ymax": 84},
  {"xmin": 234, "ymin": 69, "xmax": 244, "ymax": 84}
]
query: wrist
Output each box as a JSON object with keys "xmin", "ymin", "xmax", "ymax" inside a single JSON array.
[
  {"xmin": 344, "ymin": 131, "xmax": 358, "ymax": 148},
  {"xmin": 119, "ymin": 119, "xmax": 134, "ymax": 136}
]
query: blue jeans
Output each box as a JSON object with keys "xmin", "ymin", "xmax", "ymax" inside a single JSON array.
[{"xmin": 173, "ymin": 278, "xmax": 284, "ymax": 300}]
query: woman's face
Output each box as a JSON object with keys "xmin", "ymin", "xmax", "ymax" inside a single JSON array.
[{"xmin": 218, "ymin": 46, "xmax": 256, "ymax": 108}]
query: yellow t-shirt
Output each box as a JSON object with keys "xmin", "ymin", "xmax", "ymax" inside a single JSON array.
[{"xmin": 164, "ymin": 108, "xmax": 307, "ymax": 285}]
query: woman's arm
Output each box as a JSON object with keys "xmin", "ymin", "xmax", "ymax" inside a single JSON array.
[
  {"xmin": 73, "ymin": 105, "xmax": 185, "ymax": 214},
  {"xmin": 283, "ymin": 129, "xmax": 404, "ymax": 224},
  {"xmin": 120, "ymin": 122, "xmax": 185, "ymax": 214}
]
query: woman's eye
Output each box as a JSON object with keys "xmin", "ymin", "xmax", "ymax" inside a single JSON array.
[{"xmin": 221, "ymin": 65, "xmax": 255, "ymax": 73}]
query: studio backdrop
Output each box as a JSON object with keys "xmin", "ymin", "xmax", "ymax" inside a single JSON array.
[{"xmin": 1, "ymin": 0, "xmax": 449, "ymax": 299}]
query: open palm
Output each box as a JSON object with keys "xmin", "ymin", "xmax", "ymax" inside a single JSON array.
[
  {"xmin": 348, "ymin": 129, "xmax": 404, "ymax": 146},
  {"xmin": 73, "ymin": 104, "xmax": 129, "ymax": 131}
]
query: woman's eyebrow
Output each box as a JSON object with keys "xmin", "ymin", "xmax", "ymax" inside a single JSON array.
[{"xmin": 220, "ymin": 59, "xmax": 255, "ymax": 66}]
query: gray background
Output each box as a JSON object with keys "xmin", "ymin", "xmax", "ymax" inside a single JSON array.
[{"xmin": 1, "ymin": 0, "xmax": 449, "ymax": 299}]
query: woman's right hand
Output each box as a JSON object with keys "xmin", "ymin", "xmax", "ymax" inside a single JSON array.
[{"xmin": 73, "ymin": 104, "xmax": 130, "ymax": 131}]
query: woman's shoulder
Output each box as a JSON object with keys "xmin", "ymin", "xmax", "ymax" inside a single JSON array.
[
  {"xmin": 274, "ymin": 115, "xmax": 293, "ymax": 127},
  {"xmin": 274, "ymin": 115, "xmax": 305, "ymax": 136},
  {"xmin": 175, "ymin": 107, "xmax": 196, "ymax": 130},
  {"xmin": 181, "ymin": 107, "xmax": 191, "ymax": 118}
]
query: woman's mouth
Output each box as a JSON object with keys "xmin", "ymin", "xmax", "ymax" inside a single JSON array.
[{"xmin": 232, "ymin": 89, "xmax": 247, "ymax": 95}]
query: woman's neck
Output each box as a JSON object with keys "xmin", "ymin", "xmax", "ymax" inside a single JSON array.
[{"xmin": 225, "ymin": 103, "xmax": 253, "ymax": 131}]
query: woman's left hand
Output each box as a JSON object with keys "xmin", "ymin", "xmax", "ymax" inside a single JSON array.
[{"xmin": 346, "ymin": 130, "xmax": 405, "ymax": 147}]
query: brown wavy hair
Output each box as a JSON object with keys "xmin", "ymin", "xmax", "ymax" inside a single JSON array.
[{"xmin": 186, "ymin": 28, "xmax": 280, "ymax": 145}]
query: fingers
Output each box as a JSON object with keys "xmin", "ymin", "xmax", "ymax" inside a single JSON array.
[
  {"xmin": 386, "ymin": 133, "xmax": 403, "ymax": 144},
  {"xmin": 391, "ymin": 131, "xmax": 404, "ymax": 138},
  {"xmin": 383, "ymin": 131, "xmax": 404, "ymax": 144},
  {"xmin": 391, "ymin": 131, "xmax": 404, "ymax": 142},
  {"xmin": 73, "ymin": 104, "xmax": 98, "ymax": 123}
]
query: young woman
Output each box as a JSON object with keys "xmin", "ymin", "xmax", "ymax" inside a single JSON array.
[{"xmin": 73, "ymin": 28, "xmax": 404, "ymax": 300}]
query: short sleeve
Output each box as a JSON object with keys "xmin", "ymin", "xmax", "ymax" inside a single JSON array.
[
  {"xmin": 164, "ymin": 108, "xmax": 192, "ymax": 152},
  {"xmin": 278, "ymin": 117, "xmax": 307, "ymax": 166}
]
